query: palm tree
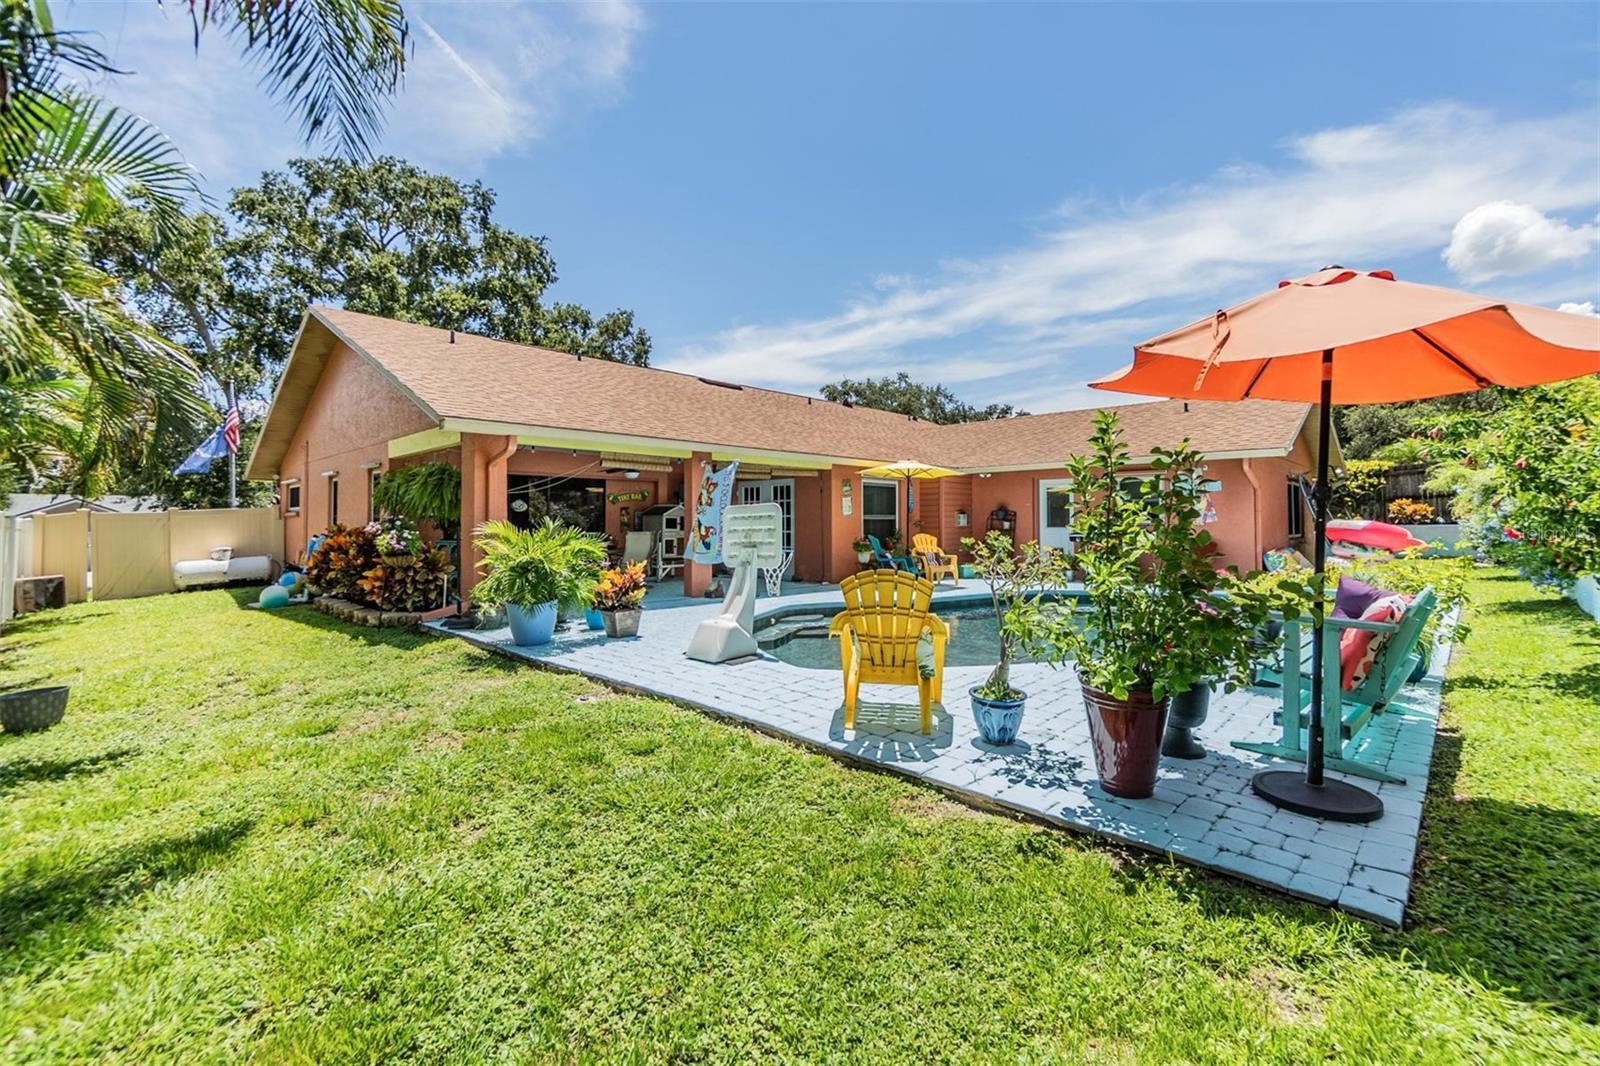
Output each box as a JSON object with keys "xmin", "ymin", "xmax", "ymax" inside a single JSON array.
[{"xmin": 0, "ymin": 0, "xmax": 411, "ymax": 495}]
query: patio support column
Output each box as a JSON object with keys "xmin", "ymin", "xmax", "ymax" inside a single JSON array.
[
  {"xmin": 459, "ymin": 431, "xmax": 517, "ymax": 602},
  {"xmin": 683, "ymin": 450, "xmax": 713, "ymax": 598}
]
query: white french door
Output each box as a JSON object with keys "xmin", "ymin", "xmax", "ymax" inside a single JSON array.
[
  {"xmin": 739, "ymin": 479, "xmax": 795, "ymax": 553},
  {"xmin": 1038, "ymin": 478, "xmax": 1073, "ymax": 551}
]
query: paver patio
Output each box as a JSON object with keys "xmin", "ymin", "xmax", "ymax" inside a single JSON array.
[{"xmin": 430, "ymin": 584, "xmax": 1449, "ymax": 926}]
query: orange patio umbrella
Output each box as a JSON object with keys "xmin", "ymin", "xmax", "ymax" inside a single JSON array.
[{"xmin": 1093, "ymin": 266, "xmax": 1600, "ymax": 822}]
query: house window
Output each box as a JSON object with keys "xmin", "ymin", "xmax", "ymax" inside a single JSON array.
[
  {"xmin": 283, "ymin": 481, "xmax": 300, "ymax": 515},
  {"xmin": 369, "ymin": 468, "xmax": 382, "ymax": 523},
  {"xmin": 861, "ymin": 478, "xmax": 900, "ymax": 544},
  {"xmin": 329, "ymin": 476, "xmax": 340, "ymax": 526},
  {"xmin": 1287, "ymin": 479, "xmax": 1305, "ymax": 538},
  {"xmin": 1118, "ymin": 474, "xmax": 1156, "ymax": 502}
]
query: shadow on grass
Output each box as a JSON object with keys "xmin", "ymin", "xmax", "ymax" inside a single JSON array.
[
  {"xmin": 0, "ymin": 608, "xmax": 115, "ymax": 636},
  {"xmin": 0, "ymin": 818, "xmax": 253, "ymax": 965},
  {"xmin": 1394, "ymin": 718, "xmax": 1600, "ymax": 1021},
  {"xmin": 222, "ymin": 586, "xmax": 442, "ymax": 650},
  {"xmin": 0, "ymin": 747, "xmax": 137, "ymax": 798}
]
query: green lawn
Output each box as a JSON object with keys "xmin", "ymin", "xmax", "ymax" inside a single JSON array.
[{"xmin": 0, "ymin": 569, "xmax": 1595, "ymax": 1063}]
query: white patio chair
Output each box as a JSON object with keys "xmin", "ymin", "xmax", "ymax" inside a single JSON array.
[{"xmin": 621, "ymin": 530, "xmax": 655, "ymax": 571}]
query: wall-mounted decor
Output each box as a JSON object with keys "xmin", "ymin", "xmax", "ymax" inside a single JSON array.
[{"xmin": 607, "ymin": 488, "xmax": 650, "ymax": 505}]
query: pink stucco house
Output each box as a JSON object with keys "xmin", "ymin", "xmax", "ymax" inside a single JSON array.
[{"xmin": 246, "ymin": 307, "xmax": 1326, "ymax": 598}]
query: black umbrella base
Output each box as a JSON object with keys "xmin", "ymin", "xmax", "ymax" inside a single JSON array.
[{"xmin": 1252, "ymin": 770, "xmax": 1383, "ymax": 823}]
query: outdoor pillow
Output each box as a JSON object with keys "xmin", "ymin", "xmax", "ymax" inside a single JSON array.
[
  {"xmin": 1338, "ymin": 593, "xmax": 1409, "ymax": 690},
  {"xmin": 1332, "ymin": 576, "xmax": 1390, "ymax": 620}
]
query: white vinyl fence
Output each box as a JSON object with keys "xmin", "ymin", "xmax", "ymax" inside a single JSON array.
[{"xmin": 7, "ymin": 507, "xmax": 282, "ymax": 608}]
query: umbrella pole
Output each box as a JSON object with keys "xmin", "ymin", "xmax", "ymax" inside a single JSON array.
[{"xmin": 1252, "ymin": 350, "xmax": 1383, "ymax": 823}]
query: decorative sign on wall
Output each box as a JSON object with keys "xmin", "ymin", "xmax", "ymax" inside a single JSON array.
[{"xmin": 607, "ymin": 488, "xmax": 650, "ymax": 505}]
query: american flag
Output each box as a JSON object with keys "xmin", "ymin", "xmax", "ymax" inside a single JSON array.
[{"xmin": 222, "ymin": 401, "xmax": 240, "ymax": 455}]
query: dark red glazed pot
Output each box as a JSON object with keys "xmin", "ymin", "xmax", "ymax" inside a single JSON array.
[{"xmin": 1080, "ymin": 677, "xmax": 1170, "ymax": 799}]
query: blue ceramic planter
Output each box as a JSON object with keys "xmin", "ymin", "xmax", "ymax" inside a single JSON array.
[
  {"xmin": 506, "ymin": 601, "xmax": 558, "ymax": 646},
  {"xmin": 969, "ymin": 686, "xmax": 1027, "ymax": 745},
  {"xmin": 584, "ymin": 607, "xmax": 606, "ymax": 631}
]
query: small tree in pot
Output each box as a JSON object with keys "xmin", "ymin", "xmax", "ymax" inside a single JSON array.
[
  {"xmin": 1048, "ymin": 412, "xmax": 1282, "ymax": 797},
  {"xmin": 961, "ymin": 531, "xmax": 1071, "ymax": 744},
  {"xmin": 473, "ymin": 519, "xmax": 608, "ymax": 646}
]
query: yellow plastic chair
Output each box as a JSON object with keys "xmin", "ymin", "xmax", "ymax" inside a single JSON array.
[
  {"xmin": 827, "ymin": 571, "xmax": 948, "ymax": 734},
  {"xmin": 911, "ymin": 533, "xmax": 960, "ymax": 587}
]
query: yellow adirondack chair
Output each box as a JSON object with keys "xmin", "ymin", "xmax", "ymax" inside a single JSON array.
[
  {"xmin": 911, "ymin": 533, "xmax": 960, "ymax": 587},
  {"xmin": 827, "ymin": 571, "xmax": 948, "ymax": 734}
]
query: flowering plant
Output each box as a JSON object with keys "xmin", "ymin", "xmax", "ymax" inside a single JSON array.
[
  {"xmin": 1423, "ymin": 379, "xmax": 1600, "ymax": 586},
  {"xmin": 593, "ymin": 561, "xmax": 648, "ymax": 612},
  {"xmin": 365, "ymin": 516, "xmax": 424, "ymax": 557}
]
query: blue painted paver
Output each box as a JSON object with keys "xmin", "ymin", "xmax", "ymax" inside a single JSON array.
[{"xmin": 427, "ymin": 583, "xmax": 1450, "ymax": 927}]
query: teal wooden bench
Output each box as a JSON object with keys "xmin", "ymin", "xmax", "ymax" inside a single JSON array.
[{"xmin": 1234, "ymin": 586, "xmax": 1437, "ymax": 785}]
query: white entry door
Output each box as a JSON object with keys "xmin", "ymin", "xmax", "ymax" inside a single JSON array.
[
  {"xmin": 739, "ymin": 479, "xmax": 795, "ymax": 553},
  {"xmin": 1038, "ymin": 479, "xmax": 1073, "ymax": 551}
]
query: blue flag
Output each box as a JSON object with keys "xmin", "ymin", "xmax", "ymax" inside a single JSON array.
[{"xmin": 174, "ymin": 422, "xmax": 230, "ymax": 475}]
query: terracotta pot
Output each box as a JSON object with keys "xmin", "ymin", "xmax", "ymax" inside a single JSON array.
[{"xmin": 1080, "ymin": 677, "xmax": 1169, "ymax": 799}]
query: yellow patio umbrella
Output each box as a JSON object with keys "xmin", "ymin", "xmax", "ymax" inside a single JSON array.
[{"xmin": 857, "ymin": 459, "xmax": 961, "ymax": 550}]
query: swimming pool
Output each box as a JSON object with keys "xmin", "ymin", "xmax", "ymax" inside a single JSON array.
[{"xmin": 758, "ymin": 594, "xmax": 1082, "ymax": 671}]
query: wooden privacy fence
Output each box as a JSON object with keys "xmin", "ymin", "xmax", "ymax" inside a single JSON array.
[
  {"xmin": 1342, "ymin": 462, "xmax": 1456, "ymax": 522},
  {"xmin": 24, "ymin": 507, "xmax": 282, "ymax": 604}
]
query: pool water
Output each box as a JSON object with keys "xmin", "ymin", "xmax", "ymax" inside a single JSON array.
[{"xmin": 759, "ymin": 605, "xmax": 1071, "ymax": 670}]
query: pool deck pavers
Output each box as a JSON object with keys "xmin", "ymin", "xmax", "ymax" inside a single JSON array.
[{"xmin": 429, "ymin": 583, "xmax": 1451, "ymax": 926}]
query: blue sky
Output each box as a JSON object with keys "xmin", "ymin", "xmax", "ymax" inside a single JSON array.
[{"xmin": 70, "ymin": 1, "xmax": 1599, "ymax": 411}]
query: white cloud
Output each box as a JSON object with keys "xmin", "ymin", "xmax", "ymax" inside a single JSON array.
[
  {"xmin": 1442, "ymin": 201, "xmax": 1597, "ymax": 282},
  {"xmin": 70, "ymin": 0, "xmax": 643, "ymax": 188},
  {"xmin": 664, "ymin": 104, "xmax": 1600, "ymax": 409},
  {"xmin": 1559, "ymin": 301, "xmax": 1598, "ymax": 316}
]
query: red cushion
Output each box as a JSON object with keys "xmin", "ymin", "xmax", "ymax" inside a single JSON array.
[{"xmin": 1338, "ymin": 594, "xmax": 1408, "ymax": 690}]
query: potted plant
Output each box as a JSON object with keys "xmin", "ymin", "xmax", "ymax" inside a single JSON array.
[
  {"xmin": 593, "ymin": 560, "xmax": 648, "ymax": 637},
  {"xmin": 1046, "ymin": 412, "xmax": 1282, "ymax": 797},
  {"xmin": 368, "ymin": 516, "xmax": 425, "ymax": 566},
  {"xmin": 960, "ymin": 531, "xmax": 1070, "ymax": 745},
  {"xmin": 371, "ymin": 461, "xmax": 462, "ymax": 538},
  {"xmin": 472, "ymin": 519, "xmax": 609, "ymax": 646},
  {"xmin": 852, "ymin": 538, "xmax": 873, "ymax": 564}
]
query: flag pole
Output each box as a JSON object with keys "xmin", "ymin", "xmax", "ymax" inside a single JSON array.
[{"xmin": 228, "ymin": 382, "xmax": 238, "ymax": 509}]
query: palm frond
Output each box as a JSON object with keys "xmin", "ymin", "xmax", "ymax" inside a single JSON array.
[
  {"xmin": 5, "ymin": 91, "xmax": 200, "ymax": 230},
  {"xmin": 188, "ymin": 0, "xmax": 409, "ymax": 157}
]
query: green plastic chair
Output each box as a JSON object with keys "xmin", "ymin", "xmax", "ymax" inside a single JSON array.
[{"xmin": 1235, "ymin": 586, "xmax": 1437, "ymax": 784}]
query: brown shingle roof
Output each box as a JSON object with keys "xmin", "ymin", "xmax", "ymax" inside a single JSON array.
[
  {"xmin": 922, "ymin": 398, "xmax": 1314, "ymax": 469},
  {"xmin": 312, "ymin": 306, "xmax": 925, "ymax": 464},
  {"xmin": 249, "ymin": 307, "xmax": 1315, "ymax": 478}
]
